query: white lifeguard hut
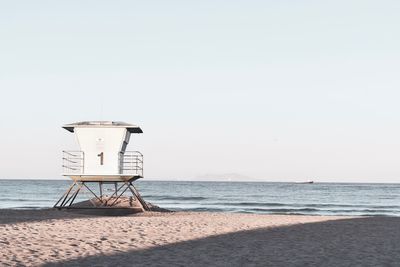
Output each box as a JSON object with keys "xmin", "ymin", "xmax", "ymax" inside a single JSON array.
[{"xmin": 54, "ymin": 121, "xmax": 149, "ymax": 211}]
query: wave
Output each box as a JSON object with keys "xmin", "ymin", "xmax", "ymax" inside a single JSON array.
[
  {"xmin": 166, "ymin": 205, "xmax": 400, "ymax": 216},
  {"xmin": 143, "ymin": 196, "xmax": 207, "ymax": 201},
  {"xmin": 173, "ymin": 207, "xmax": 226, "ymax": 212},
  {"xmin": 0, "ymin": 198, "xmax": 55, "ymax": 202},
  {"xmin": 202, "ymin": 202, "xmax": 400, "ymax": 209},
  {"xmin": 249, "ymin": 208, "xmax": 320, "ymax": 213}
]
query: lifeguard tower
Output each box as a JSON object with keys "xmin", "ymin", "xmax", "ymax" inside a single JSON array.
[{"xmin": 54, "ymin": 121, "xmax": 149, "ymax": 211}]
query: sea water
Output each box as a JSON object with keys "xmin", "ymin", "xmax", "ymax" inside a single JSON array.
[{"xmin": 1, "ymin": 179, "xmax": 400, "ymax": 216}]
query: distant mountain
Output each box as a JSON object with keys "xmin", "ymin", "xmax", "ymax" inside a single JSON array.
[{"xmin": 193, "ymin": 173, "xmax": 258, "ymax": 182}]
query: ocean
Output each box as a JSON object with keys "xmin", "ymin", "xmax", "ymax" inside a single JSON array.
[{"xmin": 1, "ymin": 179, "xmax": 400, "ymax": 216}]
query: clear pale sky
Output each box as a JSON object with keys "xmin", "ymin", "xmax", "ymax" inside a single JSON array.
[{"xmin": 1, "ymin": 1, "xmax": 400, "ymax": 182}]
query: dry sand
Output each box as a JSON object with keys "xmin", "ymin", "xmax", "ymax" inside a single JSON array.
[{"xmin": 0, "ymin": 209, "xmax": 400, "ymax": 266}]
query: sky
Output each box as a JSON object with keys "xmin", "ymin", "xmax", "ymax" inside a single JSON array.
[{"xmin": 0, "ymin": 0, "xmax": 400, "ymax": 182}]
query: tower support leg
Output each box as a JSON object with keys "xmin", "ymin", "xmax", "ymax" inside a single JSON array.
[{"xmin": 53, "ymin": 180, "xmax": 149, "ymax": 211}]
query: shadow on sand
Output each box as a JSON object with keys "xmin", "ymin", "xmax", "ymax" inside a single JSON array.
[{"xmin": 42, "ymin": 216, "xmax": 400, "ymax": 267}]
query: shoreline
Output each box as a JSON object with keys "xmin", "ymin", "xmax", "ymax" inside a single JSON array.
[
  {"xmin": 1, "ymin": 207, "xmax": 396, "ymax": 218},
  {"xmin": 2, "ymin": 209, "xmax": 400, "ymax": 266}
]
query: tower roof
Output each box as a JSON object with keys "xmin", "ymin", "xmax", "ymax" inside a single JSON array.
[{"xmin": 63, "ymin": 121, "xmax": 143, "ymax": 133}]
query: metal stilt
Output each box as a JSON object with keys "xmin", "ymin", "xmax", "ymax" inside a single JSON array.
[{"xmin": 54, "ymin": 180, "xmax": 148, "ymax": 211}]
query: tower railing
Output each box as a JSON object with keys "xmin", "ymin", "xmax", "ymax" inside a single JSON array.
[
  {"xmin": 62, "ymin": 150, "xmax": 143, "ymax": 177},
  {"xmin": 62, "ymin": 151, "xmax": 84, "ymax": 174},
  {"xmin": 119, "ymin": 151, "xmax": 143, "ymax": 177}
]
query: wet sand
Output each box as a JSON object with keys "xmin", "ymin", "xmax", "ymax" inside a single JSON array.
[{"xmin": 0, "ymin": 209, "xmax": 399, "ymax": 266}]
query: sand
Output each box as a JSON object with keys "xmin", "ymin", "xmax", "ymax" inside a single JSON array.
[{"xmin": 1, "ymin": 210, "xmax": 400, "ymax": 266}]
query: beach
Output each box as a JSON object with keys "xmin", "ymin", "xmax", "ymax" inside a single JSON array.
[{"xmin": 1, "ymin": 210, "xmax": 400, "ymax": 266}]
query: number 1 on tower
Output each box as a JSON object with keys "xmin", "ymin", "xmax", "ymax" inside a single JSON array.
[{"xmin": 97, "ymin": 152, "xmax": 104, "ymax": 165}]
